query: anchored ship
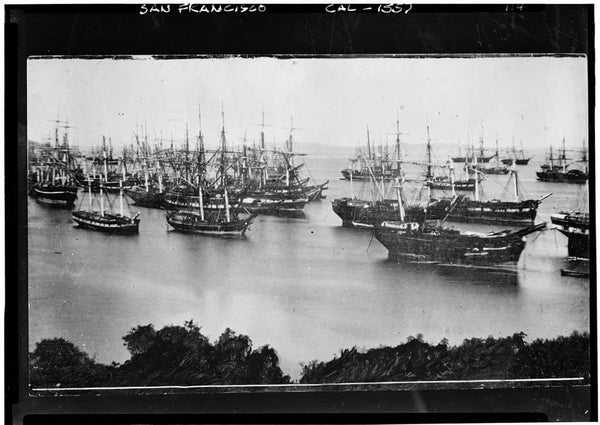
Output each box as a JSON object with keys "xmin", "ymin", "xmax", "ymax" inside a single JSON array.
[
  {"xmin": 166, "ymin": 107, "xmax": 258, "ymax": 238},
  {"xmin": 341, "ymin": 125, "xmax": 402, "ymax": 181},
  {"xmin": 501, "ymin": 140, "xmax": 531, "ymax": 165},
  {"xmin": 30, "ymin": 120, "xmax": 79, "ymax": 207},
  {"xmin": 536, "ymin": 138, "xmax": 588, "ymax": 183},
  {"xmin": 333, "ymin": 117, "xmax": 451, "ymax": 228},
  {"xmin": 32, "ymin": 182, "xmax": 78, "ymax": 207},
  {"xmin": 375, "ymin": 220, "xmax": 546, "ymax": 269},
  {"xmin": 445, "ymin": 164, "xmax": 552, "ymax": 225},
  {"xmin": 72, "ymin": 179, "xmax": 140, "ymax": 234},
  {"xmin": 551, "ymin": 211, "xmax": 589, "ymax": 260}
]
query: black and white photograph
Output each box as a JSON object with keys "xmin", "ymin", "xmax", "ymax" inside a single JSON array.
[{"xmin": 7, "ymin": 3, "xmax": 594, "ymax": 424}]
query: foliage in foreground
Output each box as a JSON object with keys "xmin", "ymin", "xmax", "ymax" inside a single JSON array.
[
  {"xmin": 30, "ymin": 320, "xmax": 290, "ymax": 388},
  {"xmin": 30, "ymin": 325, "xmax": 589, "ymax": 388},
  {"xmin": 300, "ymin": 332, "xmax": 590, "ymax": 384}
]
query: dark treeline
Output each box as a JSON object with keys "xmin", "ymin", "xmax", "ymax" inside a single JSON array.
[
  {"xmin": 30, "ymin": 320, "xmax": 291, "ymax": 388},
  {"xmin": 30, "ymin": 323, "xmax": 589, "ymax": 388},
  {"xmin": 300, "ymin": 332, "xmax": 590, "ymax": 384}
]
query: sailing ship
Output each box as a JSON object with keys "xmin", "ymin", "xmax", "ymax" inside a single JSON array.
[
  {"xmin": 125, "ymin": 184, "xmax": 165, "ymax": 208},
  {"xmin": 550, "ymin": 180, "xmax": 589, "ymax": 262},
  {"xmin": 166, "ymin": 192, "xmax": 258, "ymax": 237},
  {"xmin": 165, "ymin": 107, "xmax": 258, "ymax": 238},
  {"xmin": 74, "ymin": 136, "xmax": 140, "ymax": 193},
  {"xmin": 332, "ymin": 118, "xmax": 450, "ymax": 228},
  {"xmin": 32, "ymin": 181, "xmax": 78, "ymax": 207},
  {"xmin": 501, "ymin": 140, "xmax": 531, "ymax": 165},
  {"xmin": 72, "ymin": 178, "xmax": 140, "ymax": 234},
  {"xmin": 30, "ymin": 121, "xmax": 79, "ymax": 206},
  {"xmin": 427, "ymin": 175, "xmax": 478, "ymax": 191},
  {"xmin": 446, "ymin": 163, "xmax": 552, "ymax": 225},
  {"xmin": 374, "ymin": 220, "xmax": 546, "ymax": 268},
  {"xmin": 426, "ymin": 133, "xmax": 481, "ymax": 192},
  {"xmin": 478, "ymin": 139, "xmax": 509, "ymax": 174},
  {"xmin": 235, "ymin": 115, "xmax": 325, "ymax": 217},
  {"xmin": 124, "ymin": 147, "xmax": 168, "ymax": 208},
  {"xmin": 536, "ymin": 138, "xmax": 588, "ymax": 183},
  {"xmin": 341, "ymin": 126, "xmax": 401, "ymax": 181},
  {"xmin": 373, "ymin": 122, "xmax": 547, "ymax": 270},
  {"xmin": 452, "ymin": 134, "xmax": 496, "ymax": 164},
  {"xmin": 451, "ymin": 145, "xmax": 468, "ymax": 163},
  {"xmin": 374, "ymin": 163, "xmax": 547, "ymax": 268},
  {"xmin": 551, "ymin": 211, "xmax": 589, "ymax": 260},
  {"xmin": 332, "ymin": 196, "xmax": 450, "ymax": 228}
]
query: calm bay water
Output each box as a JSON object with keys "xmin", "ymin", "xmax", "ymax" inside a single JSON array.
[{"xmin": 28, "ymin": 157, "xmax": 590, "ymax": 380}]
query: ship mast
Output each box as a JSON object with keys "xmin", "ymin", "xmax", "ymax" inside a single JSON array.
[
  {"xmin": 395, "ymin": 176, "xmax": 405, "ymax": 222},
  {"xmin": 472, "ymin": 153, "xmax": 479, "ymax": 202},
  {"xmin": 87, "ymin": 175, "xmax": 93, "ymax": 211},
  {"xmin": 198, "ymin": 181, "xmax": 205, "ymax": 221},
  {"xmin": 449, "ymin": 158, "xmax": 456, "ymax": 198},
  {"xmin": 197, "ymin": 105, "xmax": 206, "ymax": 188},
  {"xmin": 479, "ymin": 123, "xmax": 485, "ymax": 165},
  {"xmin": 220, "ymin": 104, "xmax": 231, "ymax": 223},
  {"xmin": 350, "ymin": 158, "xmax": 355, "ymax": 199},
  {"xmin": 363, "ymin": 149, "xmax": 385, "ymax": 201},
  {"xmin": 100, "ymin": 184, "xmax": 105, "ymax": 216},
  {"xmin": 366, "ymin": 125, "xmax": 372, "ymax": 163},
  {"xmin": 395, "ymin": 113, "xmax": 403, "ymax": 177},
  {"xmin": 561, "ymin": 136, "xmax": 567, "ymax": 173},
  {"xmin": 495, "ymin": 137, "xmax": 499, "ymax": 161},
  {"xmin": 185, "ymin": 123, "xmax": 190, "ymax": 182},
  {"xmin": 512, "ymin": 161, "xmax": 519, "ymax": 202},
  {"xmin": 119, "ymin": 180, "xmax": 124, "ymax": 217},
  {"xmin": 288, "ymin": 116, "xmax": 294, "ymax": 157},
  {"xmin": 102, "ymin": 137, "xmax": 108, "ymax": 184},
  {"xmin": 260, "ymin": 110, "xmax": 266, "ymax": 188},
  {"xmin": 260, "ymin": 109, "xmax": 266, "ymax": 150},
  {"xmin": 425, "ymin": 119, "xmax": 432, "ymax": 201},
  {"xmin": 157, "ymin": 159, "xmax": 163, "ymax": 193}
]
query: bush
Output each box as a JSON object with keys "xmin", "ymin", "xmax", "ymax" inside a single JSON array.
[
  {"xmin": 30, "ymin": 321, "xmax": 290, "ymax": 388},
  {"xmin": 30, "ymin": 338, "xmax": 115, "ymax": 388}
]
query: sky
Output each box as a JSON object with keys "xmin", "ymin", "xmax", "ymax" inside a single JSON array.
[{"xmin": 27, "ymin": 56, "xmax": 588, "ymax": 153}]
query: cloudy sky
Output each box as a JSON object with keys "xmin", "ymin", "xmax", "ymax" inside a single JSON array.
[{"xmin": 27, "ymin": 56, "xmax": 588, "ymax": 153}]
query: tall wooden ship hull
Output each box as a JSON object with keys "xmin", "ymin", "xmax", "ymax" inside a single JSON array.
[
  {"xmin": 241, "ymin": 194, "xmax": 308, "ymax": 217},
  {"xmin": 341, "ymin": 169, "xmax": 398, "ymax": 181},
  {"xmin": 331, "ymin": 197, "xmax": 450, "ymax": 228},
  {"xmin": 256, "ymin": 181, "xmax": 327, "ymax": 203},
  {"xmin": 536, "ymin": 169, "xmax": 588, "ymax": 183},
  {"xmin": 165, "ymin": 188, "xmax": 308, "ymax": 217},
  {"xmin": 427, "ymin": 178, "xmax": 477, "ymax": 191},
  {"xmin": 74, "ymin": 174, "xmax": 138, "ymax": 193},
  {"xmin": 452, "ymin": 155, "xmax": 495, "ymax": 164},
  {"xmin": 72, "ymin": 211, "xmax": 140, "ymax": 234},
  {"xmin": 480, "ymin": 166, "xmax": 509, "ymax": 175},
  {"xmin": 32, "ymin": 184, "xmax": 78, "ymax": 206},
  {"xmin": 375, "ymin": 221, "xmax": 545, "ymax": 268},
  {"xmin": 166, "ymin": 210, "xmax": 257, "ymax": 237},
  {"xmin": 502, "ymin": 158, "xmax": 531, "ymax": 165},
  {"xmin": 446, "ymin": 197, "xmax": 541, "ymax": 225},
  {"xmin": 164, "ymin": 190, "xmax": 231, "ymax": 211},
  {"xmin": 124, "ymin": 187, "xmax": 165, "ymax": 208},
  {"xmin": 550, "ymin": 211, "xmax": 589, "ymax": 259}
]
